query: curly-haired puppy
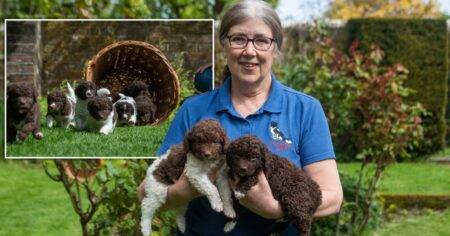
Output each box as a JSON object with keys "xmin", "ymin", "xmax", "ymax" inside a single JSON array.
[
  {"xmin": 226, "ymin": 135, "xmax": 322, "ymax": 236},
  {"xmin": 7, "ymin": 82, "xmax": 43, "ymax": 143},
  {"xmin": 141, "ymin": 119, "xmax": 235, "ymax": 236},
  {"xmin": 74, "ymin": 81, "xmax": 97, "ymax": 131},
  {"xmin": 46, "ymin": 82, "xmax": 76, "ymax": 129},
  {"xmin": 124, "ymin": 81, "xmax": 157, "ymax": 125},
  {"xmin": 86, "ymin": 96, "xmax": 117, "ymax": 135},
  {"xmin": 113, "ymin": 93, "xmax": 137, "ymax": 126}
]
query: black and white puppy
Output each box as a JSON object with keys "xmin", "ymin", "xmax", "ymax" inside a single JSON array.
[
  {"xmin": 74, "ymin": 81, "xmax": 97, "ymax": 131},
  {"xmin": 113, "ymin": 93, "xmax": 137, "ymax": 126},
  {"xmin": 86, "ymin": 96, "xmax": 117, "ymax": 135},
  {"xmin": 46, "ymin": 82, "xmax": 76, "ymax": 129}
]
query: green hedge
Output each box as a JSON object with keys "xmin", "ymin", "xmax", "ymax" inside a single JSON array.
[{"xmin": 346, "ymin": 19, "xmax": 448, "ymax": 154}]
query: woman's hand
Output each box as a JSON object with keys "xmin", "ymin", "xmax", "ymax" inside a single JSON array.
[{"xmin": 229, "ymin": 172, "xmax": 284, "ymax": 220}]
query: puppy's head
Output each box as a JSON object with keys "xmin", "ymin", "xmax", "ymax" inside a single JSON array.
[
  {"xmin": 75, "ymin": 81, "xmax": 97, "ymax": 100},
  {"xmin": 115, "ymin": 100, "xmax": 136, "ymax": 125},
  {"xmin": 7, "ymin": 82, "xmax": 37, "ymax": 115},
  {"xmin": 87, "ymin": 96, "xmax": 113, "ymax": 121},
  {"xmin": 183, "ymin": 119, "xmax": 228, "ymax": 160},
  {"xmin": 226, "ymin": 135, "xmax": 267, "ymax": 178},
  {"xmin": 47, "ymin": 90, "xmax": 67, "ymax": 115},
  {"xmin": 125, "ymin": 81, "xmax": 150, "ymax": 98}
]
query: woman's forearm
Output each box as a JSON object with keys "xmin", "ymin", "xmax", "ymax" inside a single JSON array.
[{"xmin": 313, "ymin": 189, "xmax": 343, "ymax": 217}]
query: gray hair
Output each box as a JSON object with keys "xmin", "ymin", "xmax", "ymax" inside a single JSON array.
[{"xmin": 219, "ymin": 0, "xmax": 283, "ymax": 50}]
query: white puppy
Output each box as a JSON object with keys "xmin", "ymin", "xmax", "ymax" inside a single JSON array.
[{"xmin": 114, "ymin": 93, "xmax": 137, "ymax": 126}]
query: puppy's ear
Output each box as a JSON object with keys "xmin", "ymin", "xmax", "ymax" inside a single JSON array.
[
  {"xmin": 183, "ymin": 131, "xmax": 191, "ymax": 153},
  {"xmin": 259, "ymin": 141, "xmax": 268, "ymax": 168}
]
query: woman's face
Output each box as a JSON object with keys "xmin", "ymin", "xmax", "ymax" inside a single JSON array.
[{"xmin": 224, "ymin": 18, "xmax": 276, "ymax": 85}]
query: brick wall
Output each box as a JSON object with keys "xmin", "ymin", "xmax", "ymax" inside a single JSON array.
[
  {"xmin": 6, "ymin": 20, "xmax": 213, "ymax": 95},
  {"xmin": 6, "ymin": 21, "xmax": 42, "ymax": 94}
]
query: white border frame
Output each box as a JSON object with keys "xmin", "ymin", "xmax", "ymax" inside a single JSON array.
[{"xmin": 4, "ymin": 18, "xmax": 215, "ymax": 159}]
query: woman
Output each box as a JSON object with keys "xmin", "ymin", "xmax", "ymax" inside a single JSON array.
[{"xmin": 139, "ymin": 0, "xmax": 343, "ymax": 235}]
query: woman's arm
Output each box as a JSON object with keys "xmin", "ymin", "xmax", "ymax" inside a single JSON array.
[
  {"xmin": 229, "ymin": 159, "xmax": 342, "ymax": 219},
  {"xmin": 303, "ymin": 159, "xmax": 343, "ymax": 217}
]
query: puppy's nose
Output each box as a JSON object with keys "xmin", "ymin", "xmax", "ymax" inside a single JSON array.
[
  {"xmin": 50, "ymin": 103, "xmax": 56, "ymax": 109},
  {"xmin": 203, "ymin": 151, "xmax": 212, "ymax": 158},
  {"xmin": 238, "ymin": 167, "xmax": 248, "ymax": 175},
  {"xmin": 86, "ymin": 91, "xmax": 93, "ymax": 97}
]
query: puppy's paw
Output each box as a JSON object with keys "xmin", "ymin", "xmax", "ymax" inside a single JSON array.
[
  {"xmin": 234, "ymin": 191, "xmax": 245, "ymax": 199},
  {"xmin": 34, "ymin": 132, "xmax": 43, "ymax": 139},
  {"xmin": 223, "ymin": 205, "xmax": 236, "ymax": 219},
  {"xmin": 224, "ymin": 221, "xmax": 237, "ymax": 233},
  {"xmin": 211, "ymin": 201, "xmax": 223, "ymax": 213}
]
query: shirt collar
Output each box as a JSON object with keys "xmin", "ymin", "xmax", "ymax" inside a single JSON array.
[{"xmin": 215, "ymin": 73, "xmax": 283, "ymax": 114}]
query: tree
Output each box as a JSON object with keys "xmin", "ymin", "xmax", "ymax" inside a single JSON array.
[
  {"xmin": 2, "ymin": 0, "xmax": 279, "ymax": 19},
  {"xmin": 325, "ymin": 0, "xmax": 443, "ymax": 19}
]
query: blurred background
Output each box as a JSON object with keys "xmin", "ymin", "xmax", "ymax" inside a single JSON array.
[{"xmin": 1, "ymin": 0, "xmax": 449, "ymax": 235}]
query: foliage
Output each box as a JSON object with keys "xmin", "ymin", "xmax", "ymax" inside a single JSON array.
[
  {"xmin": 2, "ymin": 0, "xmax": 279, "ymax": 19},
  {"xmin": 277, "ymin": 21, "xmax": 425, "ymax": 234},
  {"xmin": 347, "ymin": 19, "xmax": 448, "ymax": 155},
  {"xmin": 42, "ymin": 159, "xmax": 177, "ymax": 235},
  {"xmin": 325, "ymin": 0, "xmax": 443, "ymax": 19}
]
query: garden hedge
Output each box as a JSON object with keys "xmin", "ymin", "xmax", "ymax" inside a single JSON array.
[{"xmin": 346, "ymin": 19, "xmax": 448, "ymax": 154}]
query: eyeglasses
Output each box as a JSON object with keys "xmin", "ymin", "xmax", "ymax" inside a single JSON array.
[{"xmin": 226, "ymin": 34, "xmax": 275, "ymax": 51}]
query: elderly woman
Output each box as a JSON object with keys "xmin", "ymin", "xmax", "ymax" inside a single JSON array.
[{"xmin": 139, "ymin": 0, "xmax": 343, "ymax": 235}]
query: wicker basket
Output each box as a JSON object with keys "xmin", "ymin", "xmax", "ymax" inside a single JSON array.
[{"xmin": 85, "ymin": 40, "xmax": 180, "ymax": 125}]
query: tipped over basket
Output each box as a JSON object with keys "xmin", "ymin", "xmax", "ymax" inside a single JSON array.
[{"xmin": 85, "ymin": 40, "xmax": 180, "ymax": 125}]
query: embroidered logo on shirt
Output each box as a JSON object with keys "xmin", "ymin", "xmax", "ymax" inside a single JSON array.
[{"xmin": 269, "ymin": 121, "xmax": 292, "ymax": 151}]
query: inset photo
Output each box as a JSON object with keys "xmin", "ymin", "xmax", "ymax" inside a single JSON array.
[{"xmin": 5, "ymin": 20, "xmax": 213, "ymax": 158}]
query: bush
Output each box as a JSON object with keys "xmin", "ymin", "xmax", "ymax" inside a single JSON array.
[{"xmin": 346, "ymin": 19, "xmax": 448, "ymax": 154}]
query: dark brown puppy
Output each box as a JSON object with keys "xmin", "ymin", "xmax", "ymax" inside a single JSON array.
[
  {"xmin": 152, "ymin": 119, "xmax": 228, "ymax": 185},
  {"xmin": 7, "ymin": 82, "xmax": 43, "ymax": 143},
  {"xmin": 75, "ymin": 81, "xmax": 97, "ymax": 100},
  {"xmin": 124, "ymin": 81, "xmax": 157, "ymax": 125},
  {"xmin": 226, "ymin": 135, "xmax": 322, "ymax": 236}
]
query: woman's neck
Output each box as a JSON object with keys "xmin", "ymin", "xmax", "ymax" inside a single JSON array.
[{"xmin": 230, "ymin": 75, "xmax": 272, "ymax": 118}]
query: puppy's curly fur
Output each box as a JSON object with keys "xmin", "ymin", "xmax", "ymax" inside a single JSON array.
[
  {"xmin": 124, "ymin": 81, "xmax": 157, "ymax": 125},
  {"xmin": 226, "ymin": 135, "xmax": 322, "ymax": 236},
  {"xmin": 141, "ymin": 119, "xmax": 235, "ymax": 236},
  {"xmin": 46, "ymin": 83, "xmax": 76, "ymax": 129},
  {"xmin": 7, "ymin": 82, "xmax": 43, "ymax": 143},
  {"xmin": 86, "ymin": 96, "xmax": 117, "ymax": 134}
]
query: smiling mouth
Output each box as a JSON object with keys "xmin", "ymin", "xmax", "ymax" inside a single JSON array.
[{"xmin": 240, "ymin": 62, "xmax": 258, "ymax": 69}]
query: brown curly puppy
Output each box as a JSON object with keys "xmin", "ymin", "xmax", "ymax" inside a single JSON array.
[
  {"xmin": 86, "ymin": 96, "xmax": 117, "ymax": 135},
  {"xmin": 142, "ymin": 119, "xmax": 235, "ymax": 236},
  {"xmin": 226, "ymin": 135, "xmax": 322, "ymax": 236},
  {"xmin": 7, "ymin": 82, "xmax": 43, "ymax": 143},
  {"xmin": 46, "ymin": 83, "xmax": 76, "ymax": 129}
]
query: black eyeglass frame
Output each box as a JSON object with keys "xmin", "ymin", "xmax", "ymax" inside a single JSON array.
[{"xmin": 226, "ymin": 35, "xmax": 276, "ymax": 51}]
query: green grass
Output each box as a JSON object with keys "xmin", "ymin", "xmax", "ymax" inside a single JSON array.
[
  {"xmin": 6, "ymin": 99, "xmax": 172, "ymax": 157},
  {"xmin": 372, "ymin": 209, "xmax": 450, "ymax": 236},
  {"xmin": 0, "ymin": 161, "xmax": 80, "ymax": 235},
  {"xmin": 338, "ymin": 163, "xmax": 450, "ymax": 195}
]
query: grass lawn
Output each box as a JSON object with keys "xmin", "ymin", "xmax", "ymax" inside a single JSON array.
[
  {"xmin": 0, "ymin": 161, "xmax": 80, "ymax": 235},
  {"xmin": 338, "ymin": 162, "xmax": 450, "ymax": 195},
  {"xmin": 6, "ymin": 99, "xmax": 172, "ymax": 157},
  {"xmin": 372, "ymin": 209, "xmax": 450, "ymax": 236}
]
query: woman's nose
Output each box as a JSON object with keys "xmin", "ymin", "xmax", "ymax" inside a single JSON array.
[{"xmin": 242, "ymin": 42, "xmax": 257, "ymax": 56}]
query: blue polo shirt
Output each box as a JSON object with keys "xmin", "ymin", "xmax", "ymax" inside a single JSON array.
[{"xmin": 157, "ymin": 75, "xmax": 335, "ymax": 235}]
